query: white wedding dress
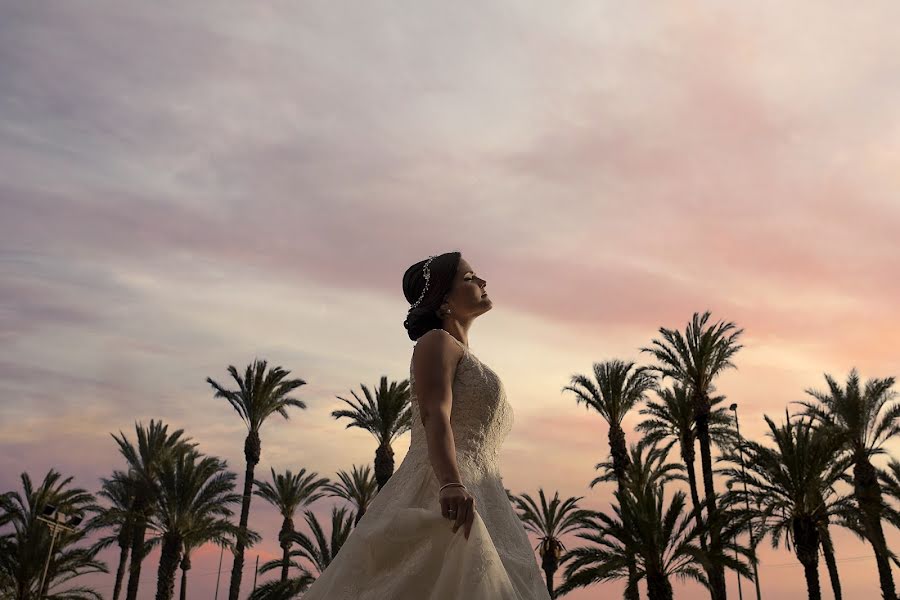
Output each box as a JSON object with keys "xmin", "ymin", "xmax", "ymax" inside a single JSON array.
[{"xmin": 300, "ymin": 329, "xmax": 551, "ymax": 599}]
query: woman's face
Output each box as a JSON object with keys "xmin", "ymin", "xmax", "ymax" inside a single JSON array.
[{"xmin": 440, "ymin": 257, "xmax": 491, "ymax": 319}]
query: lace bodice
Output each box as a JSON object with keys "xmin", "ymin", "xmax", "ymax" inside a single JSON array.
[{"xmin": 407, "ymin": 329, "xmax": 514, "ymax": 478}]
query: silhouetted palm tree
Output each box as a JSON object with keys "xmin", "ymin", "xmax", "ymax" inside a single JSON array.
[
  {"xmin": 637, "ymin": 382, "xmax": 735, "ymax": 596},
  {"xmin": 206, "ymin": 359, "xmax": 308, "ymax": 600},
  {"xmin": 640, "ymin": 310, "xmax": 744, "ymax": 600},
  {"xmin": 246, "ymin": 574, "xmax": 315, "ymax": 600},
  {"xmin": 561, "ymin": 444, "xmax": 749, "ymax": 600},
  {"xmin": 84, "ymin": 470, "xmax": 136, "ymax": 600},
  {"xmin": 510, "ymin": 488, "xmax": 590, "ymax": 598},
  {"xmin": 146, "ymin": 450, "xmax": 242, "ymax": 600},
  {"xmin": 721, "ymin": 414, "xmax": 851, "ymax": 600},
  {"xmin": 798, "ymin": 368, "xmax": 900, "ymax": 600},
  {"xmin": 251, "ymin": 506, "xmax": 355, "ymax": 599},
  {"xmin": 562, "ymin": 358, "xmax": 657, "ymax": 600},
  {"xmin": 878, "ymin": 459, "xmax": 900, "ymax": 536},
  {"xmin": 254, "ymin": 468, "xmax": 329, "ymax": 582},
  {"xmin": 112, "ymin": 420, "xmax": 193, "ymax": 600},
  {"xmin": 288, "ymin": 506, "xmax": 354, "ymax": 577},
  {"xmin": 331, "ymin": 375, "xmax": 412, "ymax": 490},
  {"xmin": 0, "ymin": 470, "xmax": 106, "ymax": 599},
  {"xmin": 322, "ymin": 464, "xmax": 377, "ymax": 525}
]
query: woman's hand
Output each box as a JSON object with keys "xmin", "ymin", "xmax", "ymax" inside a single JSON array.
[{"xmin": 440, "ymin": 485, "xmax": 475, "ymax": 540}]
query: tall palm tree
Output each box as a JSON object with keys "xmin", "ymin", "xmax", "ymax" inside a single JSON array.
[
  {"xmin": 560, "ymin": 444, "xmax": 749, "ymax": 600},
  {"xmin": 84, "ymin": 470, "xmax": 136, "ymax": 600},
  {"xmin": 637, "ymin": 382, "xmax": 735, "ymax": 587},
  {"xmin": 206, "ymin": 358, "xmax": 308, "ymax": 600},
  {"xmin": 331, "ymin": 375, "xmax": 411, "ymax": 490},
  {"xmin": 562, "ymin": 358, "xmax": 657, "ymax": 600},
  {"xmin": 254, "ymin": 468, "xmax": 330, "ymax": 582},
  {"xmin": 112, "ymin": 420, "xmax": 193, "ymax": 600},
  {"xmin": 178, "ymin": 527, "xmax": 250, "ymax": 600},
  {"xmin": 721, "ymin": 413, "xmax": 851, "ymax": 600},
  {"xmin": 798, "ymin": 368, "xmax": 900, "ymax": 600},
  {"xmin": 640, "ymin": 310, "xmax": 744, "ymax": 600},
  {"xmin": 510, "ymin": 488, "xmax": 590, "ymax": 598},
  {"xmin": 323, "ymin": 464, "xmax": 378, "ymax": 525},
  {"xmin": 145, "ymin": 450, "xmax": 242, "ymax": 600},
  {"xmin": 250, "ymin": 506, "xmax": 356, "ymax": 599},
  {"xmin": 289, "ymin": 505, "xmax": 355, "ymax": 577},
  {"xmin": 0, "ymin": 470, "xmax": 106, "ymax": 600}
]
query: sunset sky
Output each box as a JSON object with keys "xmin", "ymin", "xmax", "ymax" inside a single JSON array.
[{"xmin": 2, "ymin": 1, "xmax": 900, "ymax": 598}]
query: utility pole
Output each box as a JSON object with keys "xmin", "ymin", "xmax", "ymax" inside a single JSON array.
[
  {"xmin": 36, "ymin": 504, "xmax": 83, "ymax": 598},
  {"xmin": 214, "ymin": 545, "xmax": 224, "ymax": 600},
  {"xmin": 731, "ymin": 403, "xmax": 763, "ymax": 600}
]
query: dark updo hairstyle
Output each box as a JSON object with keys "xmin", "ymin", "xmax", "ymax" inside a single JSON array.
[{"xmin": 402, "ymin": 251, "xmax": 462, "ymax": 341}]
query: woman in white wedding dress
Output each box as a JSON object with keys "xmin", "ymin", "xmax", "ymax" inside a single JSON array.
[{"xmin": 300, "ymin": 252, "xmax": 551, "ymax": 599}]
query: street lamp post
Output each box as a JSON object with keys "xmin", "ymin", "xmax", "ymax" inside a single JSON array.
[
  {"xmin": 730, "ymin": 403, "xmax": 762, "ymax": 600},
  {"xmin": 36, "ymin": 504, "xmax": 83, "ymax": 598},
  {"xmin": 726, "ymin": 481, "xmax": 744, "ymax": 600}
]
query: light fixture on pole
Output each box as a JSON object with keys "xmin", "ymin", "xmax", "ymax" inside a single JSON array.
[
  {"xmin": 36, "ymin": 504, "xmax": 83, "ymax": 598},
  {"xmin": 731, "ymin": 402, "xmax": 762, "ymax": 600}
]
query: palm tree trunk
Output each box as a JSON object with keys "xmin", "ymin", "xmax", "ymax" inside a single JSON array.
[
  {"xmin": 278, "ymin": 516, "xmax": 295, "ymax": 583},
  {"xmin": 541, "ymin": 548, "xmax": 558, "ymax": 598},
  {"xmin": 608, "ymin": 424, "xmax": 640, "ymax": 600},
  {"xmin": 800, "ymin": 558, "xmax": 822, "ymax": 600},
  {"xmin": 112, "ymin": 541, "xmax": 130, "ymax": 600},
  {"xmin": 155, "ymin": 533, "xmax": 183, "ymax": 600},
  {"xmin": 794, "ymin": 518, "xmax": 821, "ymax": 600},
  {"xmin": 179, "ymin": 569, "xmax": 187, "ymax": 600},
  {"xmin": 280, "ymin": 544, "xmax": 291, "ymax": 582},
  {"xmin": 696, "ymin": 396, "xmax": 727, "ymax": 600},
  {"xmin": 179, "ymin": 555, "xmax": 191, "ymax": 600},
  {"xmin": 543, "ymin": 565, "xmax": 555, "ymax": 598},
  {"xmin": 646, "ymin": 569, "xmax": 674, "ymax": 600},
  {"xmin": 125, "ymin": 496, "xmax": 148, "ymax": 600},
  {"xmin": 820, "ymin": 526, "xmax": 842, "ymax": 600},
  {"xmin": 374, "ymin": 442, "xmax": 395, "ymax": 490},
  {"xmin": 854, "ymin": 457, "xmax": 897, "ymax": 600},
  {"xmin": 229, "ymin": 430, "xmax": 260, "ymax": 600},
  {"xmin": 681, "ymin": 438, "xmax": 708, "ymax": 551}
]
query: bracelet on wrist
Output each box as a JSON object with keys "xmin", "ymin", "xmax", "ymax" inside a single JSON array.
[{"xmin": 440, "ymin": 482, "xmax": 467, "ymax": 493}]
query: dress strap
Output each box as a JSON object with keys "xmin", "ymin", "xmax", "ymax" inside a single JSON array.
[{"xmin": 432, "ymin": 328, "xmax": 469, "ymax": 352}]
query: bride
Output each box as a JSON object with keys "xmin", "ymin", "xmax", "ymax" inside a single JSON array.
[{"xmin": 299, "ymin": 252, "xmax": 551, "ymax": 599}]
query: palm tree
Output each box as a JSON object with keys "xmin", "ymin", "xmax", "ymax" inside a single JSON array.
[
  {"xmin": 254, "ymin": 468, "xmax": 330, "ymax": 582},
  {"xmin": 560, "ymin": 444, "xmax": 748, "ymax": 600},
  {"xmin": 206, "ymin": 359, "xmax": 308, "ymax": 600},
  {"xmin": 111, "ymin": 420, "xmax": 193, "ymax": 600},
  {"xmin": 251, "ymin": 506, "xmax": 355, "ymax": 599},
  {"xmin": 323, "ymin": 464, "xmax": 378, "ymax": 525},
  {"xmin": 640, "ymin": 310, "xmax": 744, "ymax": 600},
  {"xmin": 878, "ymin": 459, "xmax": 900, "ymax": 534},
  {"xmin": 721, "ymin": 413, "xmax": 851, "ymax": 600},
  {"xmin": 146, "ymin": 450, "xmax": 242, "ymax": 600},
  {"xmin": 289, "ymin": 505, "xmax": 355, "ymax": 577},
  {"xmin": 331, "ymin": 375, "xmax": 412, "ymax": 490},
  {"xmin": 562, "ymin": 358, "xmax": 657, "ymax": 600},
  {"xmin": 637, "ymin": 382, "xmax": 736, "ymax": 595},
  {"xmin": 84, "ymin": 470, "xmax": 136, "ymax": 600},
  {"xmin": 510, "ymin": 488, "xmax": 590, "ymax": 598},
  {"xmin": 247, "ymin": 574, "xmax": 316, "ymax": 600},
  {"xmin": 0, "ymin": 470, "xmax": 106, "ymax": 599},
  {"xmin": 798, "ymin": 368, "xmax": 900, "ymax": 600}
]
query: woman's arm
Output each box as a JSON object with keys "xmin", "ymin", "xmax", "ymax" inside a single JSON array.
[
  {"xmin": 411, "ymin": 330, "xmax": 475, "ymax": 539},
  {"xmin": 411, "ymin": 330, "xmax": 464, "ymax": 485}
]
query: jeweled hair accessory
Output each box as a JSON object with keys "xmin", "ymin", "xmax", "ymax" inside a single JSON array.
[{"xmin": 408, "ymin": 255, "xmax": 437, "ymax": 311}]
